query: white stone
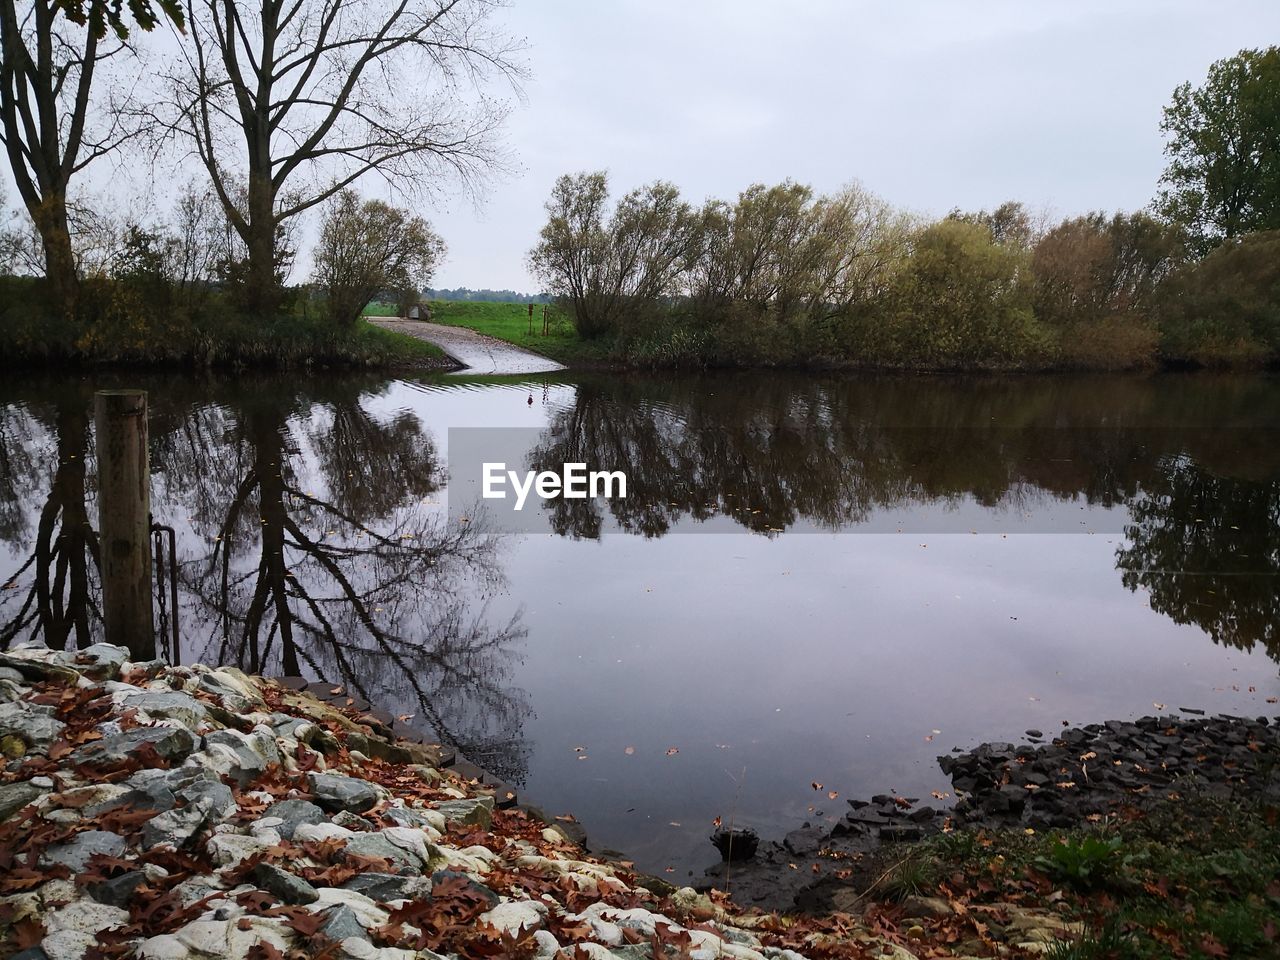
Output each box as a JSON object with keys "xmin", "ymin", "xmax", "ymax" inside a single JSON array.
[
  {"xmin": 533, "ymin": 930, "xmax": 561, "ymax": 959},
  {"xmin": 40, "ymin": 929, "xmax": 96, "ymax": 960},
  {"xmin": 565, "ymin": 945, "xmax": 615, "ymax": 960},
  {"xmin": 306, "ymin": 888, "xmax": 391, "ymax": 930},
  {"xmin": 339, "ymin": 939, "xmax": 428, "ymax": 960},
  {"xmin": 174, "ymin": 920, "xmax": 230, "ymax": 956},
  {"xmin": 207, "ymin": 833, "xmax": 274, "ymax": 867},
  {"xmin": 44, "ymin": 900, "xmax": 129, "ymax": 937},
  {"xmin": 38, "ymin": 879, "xmax": 78, "ymax": 906},
  {"xmin": 226, "ymin": 916, "xmax": 293, "ymax": 957},
  {"xmin": 479, "ymin": 900, "xmax": 545, "ymax": 934},
  {"xmin": 293, "ymin": 822, "xmax": 355, "ymax": 844},
  {"xmin": 135, "ymin": 935, "xmax": 189, "ymax": 960}
]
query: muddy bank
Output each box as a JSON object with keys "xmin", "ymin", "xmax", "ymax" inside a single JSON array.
[{"xmin": 702, "ymin": 710, "xmax": 1280, "ymax": 912}]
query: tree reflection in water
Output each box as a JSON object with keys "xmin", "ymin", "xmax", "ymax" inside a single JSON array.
[
  {"xmin": 0, "ymin": 377, "xmax": 532, "ymax": 786},
  {"xmin": 528, "ymin": 374, "xmax": 1280, "ymax": 661},
  {"xmin": 2, "ymin": 372, "xmax": 1279, "ymax": 753},
  {"xmin": 0, "ymin": 384, "xmax": 101, "ymax": 650}
]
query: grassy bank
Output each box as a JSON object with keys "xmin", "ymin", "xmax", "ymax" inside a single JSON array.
[
  {"xmin": 843, "ymin": 790, "xmax": 1280, "ymax": 959},
  {"xmin": 412, "ymin": 299, "xmax": 617, "ymax": 367},
  {"xmin": 1, "ymin": 280, "xmax": 448, "ymax": 369}
]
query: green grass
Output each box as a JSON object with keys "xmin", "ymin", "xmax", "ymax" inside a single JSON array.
[
  {"xmin": 908, "ymin": 791, "xmax": 1280, "ymax": 959},
  {"xmin": 417, "ymin": 300, "xmax": 616, "ymax": 368},
  {"xmin": 354, "ymin": 319, "xmax": 448, "ymax": 365}
]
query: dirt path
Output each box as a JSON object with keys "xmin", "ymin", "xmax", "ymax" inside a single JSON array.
[{"xmin": 373, "ymin": 318, "xmax": 565, "ymax": 375}]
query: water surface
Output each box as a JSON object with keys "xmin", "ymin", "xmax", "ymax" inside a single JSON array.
[{"xmin": 2, "ymin": 370, "xmax": 1278, "ymax": 877}]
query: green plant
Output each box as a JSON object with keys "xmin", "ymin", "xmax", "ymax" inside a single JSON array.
[
  {"xmin": 1035, "ymin": 835, "xmax": 1129, "ymax": 890},
  {"xmin": 1042, "ymin": 919, "xmax": 1135, "ymax": 960}
]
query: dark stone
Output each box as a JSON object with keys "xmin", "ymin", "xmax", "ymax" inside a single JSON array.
[
  {"xmin": 87, "ymin": 870, "xmax": 146, "ymax": 907},
  {"xmin": 1025, "ymin": 729, "xmax": 1043, "ymax": 739},
  {"xmin": 0, "ymin": 781, "xmax": 47, "ymax": 822},
  {"xmin": 342, "ymin": 873, "xmax": 416, "ymax": 902},
  {"xmin": 711, "ymin": 828, "xmax": 759, "ymax": 861},
  {"xmin": 72, "ymin": 725, "xmax": 196, "ymax": 769},
  {"xmin": 42, "ymin": 830, "xmax": 127, "ymax": 872},
  {"xmin": 783, "ymin": 827, "xmax": 824, "ymax": 857},
  {"xmin": 879, "ymin": 824, "xmax": 922, "ymax": 842},
  {"xmin": 430, "ymin": 870, "xmax": 497, "ymax": 908},
  {"xmin": 266, "ymin": 799, "xmax": 326, "ymax": 840},
  {"xmin": 307, "ymin": 772, "xmax": 378, "ymax": 814},
  {"xmin": 320, "ymin": 904, "xmax": 367, "ymax": 941},
  {"xmin": 906, "ymin": 805, "xmax": 937, "ymax": 823},
  {"xmin": 252, "ymin": 863, "xmax": 320, "ymax": 905}
]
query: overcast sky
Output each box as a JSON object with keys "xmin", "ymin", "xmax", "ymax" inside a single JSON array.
[{"xmin": 421, "ymin": 0, "xmax": 1280, "ymax": 292}]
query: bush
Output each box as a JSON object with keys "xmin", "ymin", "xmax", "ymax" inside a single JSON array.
[
  {"xmin": 1157, "ymin": 230, "xmax": 1280, "ymax": 366},
  {"xmin": 884, "ymin": 219, "xmax": 1047, "ymax": 369}
]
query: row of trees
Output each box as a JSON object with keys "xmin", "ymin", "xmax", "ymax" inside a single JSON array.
[
  {"xmin": 530, "ymin": 46, "xmax": 1280, "ymax": 370},
  {"xmin": 0, "ymin": 0, "xmax": 516, "ymax": 335}
]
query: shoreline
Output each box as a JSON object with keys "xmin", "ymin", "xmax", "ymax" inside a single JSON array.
[{"xmin": 1, "ymin": 645, "xmax": 1276, "ymax": 959}]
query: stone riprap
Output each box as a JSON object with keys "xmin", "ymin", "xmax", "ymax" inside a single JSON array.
[
  {"xmin": 0, "ymin": 643, "xmax": 898, "ymax": 960},
  {"xmin": 707, "ymin": 711, "xmax": 1280, "ymax": 913}
]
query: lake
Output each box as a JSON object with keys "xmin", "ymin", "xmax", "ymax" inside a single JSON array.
[{"xmin": 2, "ymin": 369, "xmax": 1278, "ymax": 880}]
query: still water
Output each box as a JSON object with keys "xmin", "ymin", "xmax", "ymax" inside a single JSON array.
[{"xmin": 2, "ymin": 370, "xmax": 1278, "ymax": 877}]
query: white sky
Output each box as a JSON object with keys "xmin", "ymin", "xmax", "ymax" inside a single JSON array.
[{"xmin": 422, "ymin": 0, "xmax": 1280, "ymax": 291}]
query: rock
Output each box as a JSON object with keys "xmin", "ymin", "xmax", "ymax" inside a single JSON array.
[
  {"xmin": 0, "ymin": 780, "xmax": 48, "ymax": 822},
  {"xmin": 900, "ymin": 895, "xmax": 954, "ymax": 919},
  {"xmin": 340, "ymin": 873, "xmax": 431, "ymax": 903},
  {"xmin": 333, "ymin": 810, "xmax": 376, "ymax": 831},
  {"xmin": 195, "ymin": 669, "xmax": 266, "ymax": 710},
  {"xmin": 42, "ymin": 830, "xmax": 127, "ymax": 872},
  {"xmin": 87, "ymin": 870, "xmax": 147, "ymax": 908},
  {"xmin": 309, "ymin": 772, "xmax": 379, "ymax": 814},
  {"xmin": 38, "ymin": 930, "xmax": 94, "ymax": 960},
  {"xmin": 307, "ymin": 887, "xmax": 392, "ymax": 931},
  {"xmin": 262, "ymin": 799, "xmax": 325, "ymax": 840},
  {"xmin": 344, "ymin": 831, "xmax": 426, "ymax": 874},
  {"xmin": 141, "ymin": 780, "xmax": 235, "ymax": 850},
  {"xmin": 293, "ymin": 822, "xmax": 356, "ymax": 844},
  {"xmin": 203, "ymin": 727, "xmax": 281, "ymax": 786},
  {"xmin": 44, "ymin": 900, "xmax": 129, "ymax": 938},
  {"xmin": 134, "ymin": 935, "xmax": 189, "ymax": 960},
  {"xmin": 121, "ymin": 692, "xmax": 208, "ymax": 731},
  {"xmin": 0, "ymin": 651, "xmax": 81, "ymax": 684},
  {"xmin": 72, "ymin": 726, "xmax": 196, "ymax": 769},
  {"xmin": 319, "ymin": 904, "xmax": 368, "ymax": 942},
  {"xmin": 65, "ymin": 643, "xmax": 130, "ymax": 680},
  {"xmin": 430, "ymin": 870, "xmax": 498, "ymax": 909},
  {"xmin": 252, "ymin": 863, "xmax": 320, "ymax": 905},
  {"xmin": 383, "ymin": 805, "xmax": 445, "ymax": 833},
  {"xmin": 0, "ymin": 700, "xmax": 66, "ymax": 754},
  {"xmin": 783, "ymin": 828, "xmax": 823, "ymax": 857},
  {"xmin": 207, "ymin": 833, "xmax": 275, "ymax": 867},
  {"xmin": 480, "ymin": 900, "xmax": 545, "ymax": 934},
  {"xmin": 431, "ymin": 796, "xmax": 493, "ymax": 830}
]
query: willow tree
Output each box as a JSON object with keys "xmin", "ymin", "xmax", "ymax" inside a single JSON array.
[{"xmin": 166, "ymin": 0, "xmax": 520, "ymax": 313}]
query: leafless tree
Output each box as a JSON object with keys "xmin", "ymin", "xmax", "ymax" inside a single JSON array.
[
  {"xmin": 0, "ymin": 0, "xmax": 141, "ymax": 315},
  {"xmin": 162, "ymin": 0, "xmax": 523, "ymax": 312}
]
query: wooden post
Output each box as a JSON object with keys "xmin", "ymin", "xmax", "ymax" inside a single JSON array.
[
  {"xmin": 95, "ymin": 390, "xmax": 155, "ymax": 660},
  {"xmin": 542, "ymin": 303, "xmax": 549, "ymax": 336},
  {"xmin": 527, "ymin": 302, "xmax": 534, "ymax": 335}
]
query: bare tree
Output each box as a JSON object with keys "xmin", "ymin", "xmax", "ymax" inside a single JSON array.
[
  {"xmin": 0, "ymin": 0, "xmax": 139, "ymax": 315},
  {"xmin": 164, "ymin": 0, "xmax": 522, "ymax": 313}
]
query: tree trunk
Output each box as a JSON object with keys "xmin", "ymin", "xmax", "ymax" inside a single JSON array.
[
  {"xmin": 242, "ymin": 174, "xmax": 281, "ymax": 315},
  {"xmin": 30, "ymin": 193, "xmax": 78, "ymax": 318}
]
